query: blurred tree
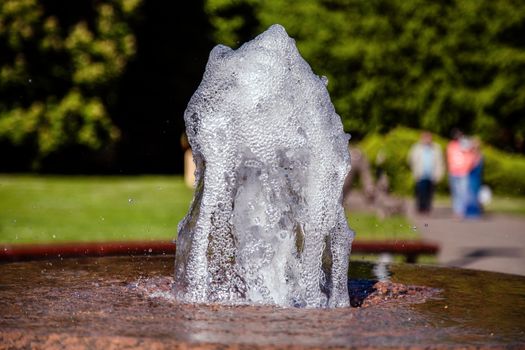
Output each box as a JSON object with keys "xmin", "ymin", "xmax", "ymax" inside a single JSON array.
[
  {"xmin": 0, "ymin": 0, "xmax": 141, "ymax": 168},
  {"xmin": 206, "ymin": 0, "xmax": 525, "ymax": 152},
  {"xmin": 110, "ymin": 1, "xmax": 214, "ymax": 174}
]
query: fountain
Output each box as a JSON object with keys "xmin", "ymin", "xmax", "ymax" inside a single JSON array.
[
  {"xmin": 174, "ymin": 24, "xmax": 352, "ymax": 308},
  {"xmin": 1, "ymin": 24, "xmax": 524, "ymax": 349}
]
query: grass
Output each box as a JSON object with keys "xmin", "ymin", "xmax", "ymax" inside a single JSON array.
[
  {"xmin": 347, "ymin": 212, "xmax": 426, "ymax": 263},
  {"xmin": 435, "ymin": 194, "xmax": 525, "ymax": 216},
  {"xmin": 347, "ymin": 212, "xmax": 418, "ymax": 241},
  {"xmin": 483, "ymin": 196, "xmax": 525, "ymax": 216},
  {"xmin": 0, "ymin": 175, "xmax": 416, "ymax": 244},
  {"xmin": 0, "ymin": 175, "xmax": 193, "ymax": 244}
]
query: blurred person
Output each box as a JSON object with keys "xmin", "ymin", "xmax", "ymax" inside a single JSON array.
[
  {"xmin": 374, "ymin": 149, "xmax": 405, "ymax": 218},
  {"xmin": 408, "ymin": 131, "xmax": 445, "ymax": 214},
  {"xmin": 181, "ymin": 133, "xmax": 195, "ymax": 188},
  {"xmin": 343, "ymin": 146, "xmax": 375, "ymax": 205},
  {"xmin": 465, "ymin": 137, "xmax": 484, "ymax": 218},
  {"xmin": 374, "ymin": 150, "xmax": 389, "ymax": 193},
  {"xmin": 446, "ymin": 129, "xmax": 472, "ymax": 218}
]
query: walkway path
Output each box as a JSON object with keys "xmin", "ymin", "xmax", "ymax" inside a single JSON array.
[
  {"xmin": 346, "ymin": 191, "xmax": 525, "ymax": 276},
  {"xmin": 407, "ymin": 202, "xmax": 525, "ymax": 276}
]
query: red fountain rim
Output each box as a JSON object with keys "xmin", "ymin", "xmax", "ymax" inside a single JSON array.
[{"xmin": 0, "ymin": 240, "xmax": 438, "ymax": 262}]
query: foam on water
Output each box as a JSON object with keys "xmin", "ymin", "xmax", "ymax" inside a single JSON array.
[{"xmin": 174, "ymin": 24, "xmax": 354, "ymax": 308}]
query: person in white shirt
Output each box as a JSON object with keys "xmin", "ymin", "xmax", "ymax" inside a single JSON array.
[{"xmin": 408, "ymin": 132, "xmax": 445, "ymax": 214}]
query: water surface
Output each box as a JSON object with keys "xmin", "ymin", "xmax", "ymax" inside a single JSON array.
[{"xmin": 0, "ymin": 256, "xmax": 523, "ymax": 349}]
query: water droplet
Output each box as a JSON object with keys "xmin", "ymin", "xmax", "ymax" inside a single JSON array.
[
  {"xmin": 128, "ymin": 198, "xmax": 134, "ymax": 204},
  {"xmin": 28, "ymin": 78, "xmax": 32, "ymax": 83},
  {"xmin": 148, "ymin": 248, "xmax": 152, "ymax": 253},
  {"xmin": 411, "ymin": 225, "xmax": 417, "ymax": 231},
  {"xmin": 52, "ymin": 234, "xmax": 56, "ymax": 239},
  {"xmin": 101, "ymin": 217, "xmax": 105, "ymax": 221}
]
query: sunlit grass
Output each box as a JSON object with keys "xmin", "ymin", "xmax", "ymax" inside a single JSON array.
[
  {"xmin": 483, "ymin": 196, "xmax": 525, "ymax": 216},
  {"xmin": 1, "ymin": 175, "xmax": 418, "ymax": 244},
  {"xmin": 347, "ymin": 212, "xmax": 419, "ymax": 241},
  {"xmin": 0, "ymin": 175, "xmax": 193, "ymax": 244},
  {"xmin": 435, "ymin": 194, "xmax": 525, "ymax": 216}
]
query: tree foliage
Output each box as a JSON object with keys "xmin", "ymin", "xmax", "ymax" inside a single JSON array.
[
  {"xmin": 206, "ymin": 0, "xmax": 525, "ymax": 152},
  {"xmin": 0, "ymin": 0, "xmax": 141, "ymax": 164}
]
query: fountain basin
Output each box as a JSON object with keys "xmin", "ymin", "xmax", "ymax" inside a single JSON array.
[{"xmin": 1, "ymin": 255, "xmax": 523, "ymax": 349}]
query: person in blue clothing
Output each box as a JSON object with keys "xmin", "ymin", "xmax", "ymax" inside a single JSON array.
[{"xmin": 465, "ymin": 138, "xmax": 483, "ymax": 218}]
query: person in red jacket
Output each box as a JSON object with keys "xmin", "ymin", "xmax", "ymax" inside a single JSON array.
[{"xmin": 446, "ymin": 129, "xmax": 474, "ymax": 218}]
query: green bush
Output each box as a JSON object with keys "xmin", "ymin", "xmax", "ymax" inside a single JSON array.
[
  {"xmin": 359, "ymin": 127, "xmax": 525, "ymax": 196},
  {"xmin": 483, "ymin": 146, "xmax": 525, "ymax": 196},
  {"xmin": 0, "ymin": 0, "xmax": 141, "ymax": 165}
]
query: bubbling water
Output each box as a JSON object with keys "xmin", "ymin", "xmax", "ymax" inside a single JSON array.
[{"xmin": 174, "ymin": 24, "xmax": 354, "ymax": 308}]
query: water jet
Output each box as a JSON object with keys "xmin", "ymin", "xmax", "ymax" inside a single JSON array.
[{"xmin": 175, "ymin": 24, "xmax": 352, "ymax": 308}]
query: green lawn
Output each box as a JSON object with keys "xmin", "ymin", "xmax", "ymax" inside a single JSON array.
[
  {"xmin": 0, "ymin": 175, "xmax": 416, "ymax": 244},
  {"xmin": 435, "ymin": 194, "xmax": 525, "ymax": 216},
  {"xmin": 347, "ymin": 212, "xmax": 418, "ymax": 241},
  {"xmin": 483, "ymin": 196, "xmax": 525, "ymax": 216},
  {"xmin": 0, "ymin": 175, "xmax": 193, "ymax": 243}
]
